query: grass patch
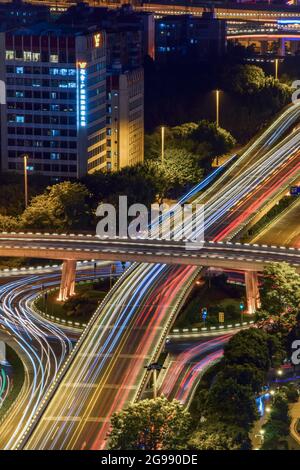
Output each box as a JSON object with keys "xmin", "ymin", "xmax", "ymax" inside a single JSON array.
[
  {"xmin": 36, "ymin": 279, "xmax": 110, "ymax": 325},
  {"xmin": 174, "ymin": 274, "xmax": 252, "ymax": 328}
]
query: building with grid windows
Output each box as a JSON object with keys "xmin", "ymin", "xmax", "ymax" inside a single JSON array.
[
  {"xmin": 0, "ymin": 23, "xmax": 107, "ymax": 178},
  {"xmin": 107, "ymin": 67, "xmax": 144, "ymax": 171}
]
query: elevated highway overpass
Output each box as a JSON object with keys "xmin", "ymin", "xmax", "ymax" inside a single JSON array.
[
  {"xmin": 3, "ymin": 0, "xmax": 300, "ymax": 23},
  {"xmin": 1, "ymin": 103, "xmax": 299, "ymax": 450},
  {"xmin": 0, "ymin": 233, "xmax": 299, "ymax": 272}
]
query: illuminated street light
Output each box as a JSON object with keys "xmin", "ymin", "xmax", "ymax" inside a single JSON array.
[
  {"xmin": 22, "ymin": 153, "xmax": 29, "ymax": 208},
  {"xmin": 215, "ymin": 89, "xmax": 220, "ymax": 128},
  {"xmin": 277, "ymin": 369, "xmax": 283, "ymax": 376},
  {"xmin": 275, "ymin": 58, "xmax": 279, "ymax": 81},
  {"xmin": 161, "ymin": 126, "xmax": 165, "ymax": 164}
]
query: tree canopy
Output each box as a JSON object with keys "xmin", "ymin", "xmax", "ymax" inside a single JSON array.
[
  {"xmin": 260, "ymin": 262, "xmax": 300, "ymax": 315},
  {"xmin": 108, "ymin": 397, "xmax": 191, "ymax": 450},
  {"xmin": 20, "ymin": 181, "xmax": 91, "ymax": 231}
]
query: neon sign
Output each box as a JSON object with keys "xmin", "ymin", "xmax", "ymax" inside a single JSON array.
[
  {"xmin": 77, "ymin": 61, "xmax": 87, "ymax": 127},
  {"xmin": 94, "ymin": 33, "xmax": 102, "ymax": 48}
]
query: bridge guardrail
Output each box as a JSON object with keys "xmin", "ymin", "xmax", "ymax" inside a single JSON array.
[{"xmin": 169, "ymin": 320, "xmax": 255, "ymax": 337}]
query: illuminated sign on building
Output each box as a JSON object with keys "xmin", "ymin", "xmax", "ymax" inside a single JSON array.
[
  {"xmin": 77, "ymin": 61, "xmax": 87, "ymax": 127},
  {"xmin": 94, "ymin": 33, "xmax": 102, "ymax": 48}
]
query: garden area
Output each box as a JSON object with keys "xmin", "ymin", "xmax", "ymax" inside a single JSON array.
[
  {"xmin": 174, "ymin": 272, "xmax": 251, "ymax": 329},
  {"xmin": 35, "ymin": 278, "xmax": 112, "ymax": 325}
]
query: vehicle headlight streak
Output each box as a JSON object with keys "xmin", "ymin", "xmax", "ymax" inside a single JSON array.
[{"xmin": 8, "ymin": 103, "xmax": 300, "ymax": 450}]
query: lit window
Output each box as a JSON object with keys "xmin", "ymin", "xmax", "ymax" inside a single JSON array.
[
  {"xmin": 24, "ymin": 51, "xmax": 32, "ymax": 61},
  {"xmin": 16, "ymin": 66, "xmax": 24, "ymax": 74},
  {"xmin": 50, "ymin": 54, "xmax": 59, "ymax": 63},
  {"xmin": 6, "ymin": 50, "xmax": 14, "ymax": 60},
  {"xmin": 16, "ymin": 115, "xmax": 25, "ymax": 123},
  {"xmin": 32, "ymin": 53, "xmax": 40, "ymax": 62}
]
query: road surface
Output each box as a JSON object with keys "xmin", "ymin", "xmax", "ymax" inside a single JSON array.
[{"xmin": 21, "ymin": 103, "xmax": 300, "ymax": 450}]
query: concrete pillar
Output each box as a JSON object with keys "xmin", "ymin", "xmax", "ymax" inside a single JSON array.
[
  {"xmin": 58, "ymin": 260, "xmax": 76, "ymax": 301},
  {"xmin": 0, "ymin": 341, "xmax": 6, "ymax": 364},
  {"xmin": 245, "ymin": 271, "xmax": 261, "ymax": 314}
]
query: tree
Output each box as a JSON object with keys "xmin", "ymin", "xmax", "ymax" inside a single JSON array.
[
  {"xmin": 205, "ymin": 377, "xmax": 258, "ymax": 431},
  {"xmin": 189, "ymin": 120, "xmax": 236, "ymax": 156},
  {"xmin": 108, "ymin": 397, "xmax": 191, "ymax": 450},
  {"xmin": 160, "ymin": 148, "xmax": 204, "ymax": 187},
  {"xmin": 188, "ymin": 422, "xmax": 251, "ymax": 450},
  {"xmin": 223, "ymin": 328, "xmax": 272, "ymax": 372},
  {"xmin": 260, "ymin": 263, "xmax": 300, "ymax": 315},
  {"xmin": 220, "ymin": 364, "xmax": 265, "ymax": 394},
  {"xmin": 261, "ymin": 392, "xmax": 291, "ymax": 450},
  {"xmin": 224, "ymin": 65, "xmax": 268, "ymax": 95},
  {"xmin": 144, "ymin": 121, "xmax": 236, "ymax": 170},
  {"xmin": 0, "ymin": 214, "xmax": 19, "ymax": 232},
  {"xmin": 21, "ymin": 181, "xmax": 91, "ymax": 231},
  {"xmin": 82, "ymin": 164, "xmax": 158, "ymax": 210}
]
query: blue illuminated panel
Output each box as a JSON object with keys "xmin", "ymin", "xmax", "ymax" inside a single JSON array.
[{"xmin": 77, "ymin": 62, "xmax": 87, "ymax": 128}]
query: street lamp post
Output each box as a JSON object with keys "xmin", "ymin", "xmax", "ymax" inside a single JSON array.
[
  {"xmin": 161, "ymin": 126, "xmax": 165, "ymax": 164},
  {"xmin": 215, "ymin": 89, "xmax": 220, "ymax": 128},
  {"xmin": 275, "ymin": 58, "xmax": 279, "ymax": 81},
  {"xmin": 23, "ymin": 153, "xmax": 29, "ymax": 208}
]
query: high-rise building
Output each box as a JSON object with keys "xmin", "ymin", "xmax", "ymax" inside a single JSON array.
[
  {"xmin": 57, "ymin": 3, "xmax": 155, "ymax": 61},
  {"xmin": 57, "ymin": 3, "xmax": 145, "ymax": 171},
  {"xmin": 0, "ymin": 24, "xmax": 107, "ymax": 178},
  {"xmin": 107, "ymin": 67, "xmax": 144, "ymax": 171},
  {"xmin": 156, "ymin": 11, "xmax": 227, "ymax": 62}
]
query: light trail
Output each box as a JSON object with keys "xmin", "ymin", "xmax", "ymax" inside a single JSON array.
[
  {"xmin": 0, "ymin": 264, "xmax": 125, "ymax": 448},
  {"xmin": 21, "ymin": 104, "xmax": 300, "ymax": 450},
  {"xmin": 159, "ymin": 334, "xmax": 232, "ymax": 404}
]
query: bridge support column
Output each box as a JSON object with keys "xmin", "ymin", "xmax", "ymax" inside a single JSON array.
[
  {"xmin": 58, "ymin": 260, "xmax": 76, "ymax": 301},
  {"xmin": 245, "ymin": 271, "xmax": 261, "ymax": 314}
]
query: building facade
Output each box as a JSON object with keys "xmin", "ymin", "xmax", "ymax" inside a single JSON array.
[
  {"xmin": 0, "ymin": 24, "xmax": 107, "ymax": 178},
  {"xmin": 156, "ymin": 11, "xmax": 227, "ymax": 62},
  {"xmin": 107, "ymin": 67, "xmax": 144, "ymax": 171}
]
